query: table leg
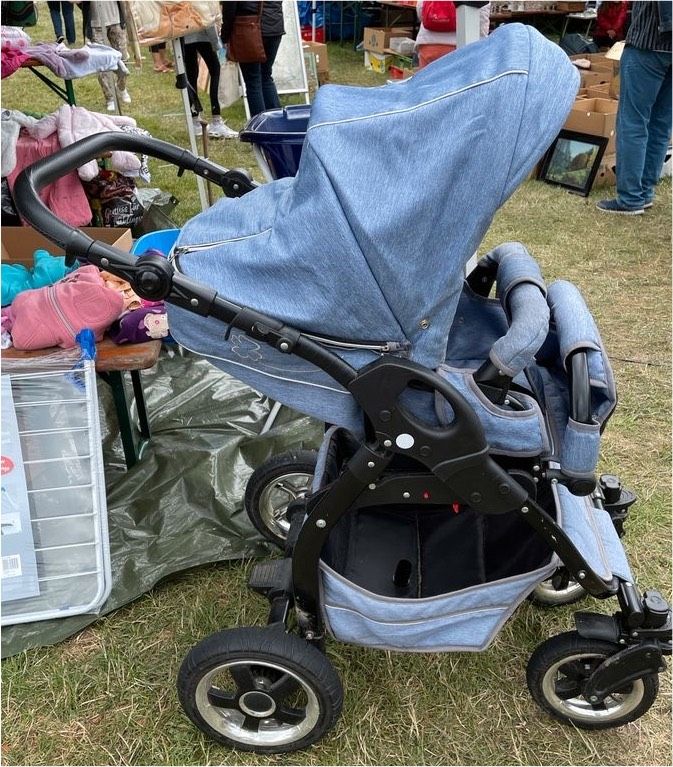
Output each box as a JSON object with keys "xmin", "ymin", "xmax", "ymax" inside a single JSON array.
[
  {"xmin": 131, "ymin": 370, "xmax": 151, "ymax": 440},
  {"xmin": 99, "ymin": 371, "xmax": 138, "ymax": 469}
]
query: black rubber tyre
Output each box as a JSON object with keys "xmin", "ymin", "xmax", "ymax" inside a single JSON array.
[
  {"xmin": 529, "ymin": 569, "xmax": 586, "ymax": 607},
  {"xmin": 527, "ymin": 631, "xmax": 659, "ymax": 730},
  {"xmin": 177, "ymin": 626, "xmax": 343, "ymax": 753},
  {"xmin": 244, "ymin": 450, "xmax": 318, "ymax": 547}
]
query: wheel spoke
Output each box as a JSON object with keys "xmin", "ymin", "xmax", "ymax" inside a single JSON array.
[
  {"xmin": 269, "ymin": 672, "xmax": 302, "ymax": 701},
  {"xmin": 555, "ymin": 677, "xmax": 583, "ymax": 700},
  {"xmin": 275, "ymin": 482, "xmax": 298, "ymax": 499},
  {"xmin": 207, "ymin": 688, "xmax": 237, "ymax": 708},
  {"xmin": 559, "ymin": 660, "xmax": 591, "ymax": 681},
  {"xmin": 275, "ymin": 706, "xmax": 306, "ymax": 725},
  {"xmin": 229, "ymin": 665, "xmax": 256, "ymax": 693},
  {"xmin": 241, "ymin": 715, "xmax": 262, "ymax": 732}
]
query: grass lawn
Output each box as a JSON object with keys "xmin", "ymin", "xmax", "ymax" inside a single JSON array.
[{"xmin": 1, "ymin": 6, "xmax": 671, "ymax": 766}]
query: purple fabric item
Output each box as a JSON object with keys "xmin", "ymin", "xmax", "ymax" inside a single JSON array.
[{"xmin": 108, "ymin": 305, "xmax": 169, "ymax": 344}]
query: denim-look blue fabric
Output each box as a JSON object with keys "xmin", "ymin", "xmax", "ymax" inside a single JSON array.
[
  {"xmin": 545, "ymin": 280, "xmax": 616, "ymax": 426},
  {"xmin": 478, "ymin": 243, "xmax": 550, "ymax": 378},
  {"xmin": 555, "ymin": 484, "xmax": 633, "ymax": 582},
  {"xmin": 167, "ymin": 24, "xmax": 579, "ymax": 430},
  {"xmin": 320, "ymin": 560, "xmax": 556, "ymax": 651},
  {"xmin": 616, "ymin": 44, "xmax": 672, "ymax": 208},
  {"xmin": 435, "ymin": 364, "xmax": 550, "ymax": 456}
]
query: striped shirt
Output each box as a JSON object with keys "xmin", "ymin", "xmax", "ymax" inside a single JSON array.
[{"xmin": 626, "ymin": 2, "xmax": 671, "ymax": 53}]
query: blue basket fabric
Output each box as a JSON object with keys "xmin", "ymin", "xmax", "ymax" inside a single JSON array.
[{"xmin": 313, "ymin": 433, "xmax": 632, "ymax": 652}]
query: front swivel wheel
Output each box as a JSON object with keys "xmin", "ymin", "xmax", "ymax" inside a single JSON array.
[
  {"xmin": 177, "ymin": 627, "xmax": 343, "ymax": 753},
  {"xmin": 527, "ymin": 631, "xmax": 659, "ymax": 730}
]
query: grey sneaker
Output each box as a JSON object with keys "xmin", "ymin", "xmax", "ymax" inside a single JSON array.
[
  {"xmin": 208, "ymin": 116, "xmax": 238, "ymax": 139},
  {"xmin": 191, "ymin": 116, "xmax": 203, "ymax": 136}
]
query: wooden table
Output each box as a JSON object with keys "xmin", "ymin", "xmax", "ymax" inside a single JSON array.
[{"xmin": 3, "ymin": 338, "xmax": 161, "ymax": 470}]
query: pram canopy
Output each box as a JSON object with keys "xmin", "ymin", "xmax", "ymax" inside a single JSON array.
[{"xmin": 170, "ymin": 24, "xmax": 579, "ymax": 376}]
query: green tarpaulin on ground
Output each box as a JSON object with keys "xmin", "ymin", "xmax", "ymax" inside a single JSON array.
[{"xmin": 1, "ymin": 348, "xmax": 322, "ymax": 658}]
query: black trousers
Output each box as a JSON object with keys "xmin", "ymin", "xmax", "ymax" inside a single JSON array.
[{"xmin": 183, "ymin": 41, "xmax": 221, "ymax": 117}]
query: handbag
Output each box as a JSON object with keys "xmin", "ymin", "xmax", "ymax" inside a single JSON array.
[
  {"xmin": 228, "ymin": 1, "xmax": 266, "ymax": 64},
  {"xmin": 421, "ymin": 1, "xmax": 457, "ymax": 33}
]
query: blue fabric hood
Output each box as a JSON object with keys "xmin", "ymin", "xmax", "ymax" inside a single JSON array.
[{"xmin": 172, "ymin": 23, "xmax": 579, "ymax": 370}]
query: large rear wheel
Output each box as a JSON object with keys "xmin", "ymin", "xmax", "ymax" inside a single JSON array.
[{"xmin": 178, "ymin": 626, "xmax": 343, "ymax": 753}]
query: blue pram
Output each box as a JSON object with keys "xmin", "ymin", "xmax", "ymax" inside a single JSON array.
[{"xmin": 14, "ymin": 23, "xmax": 671, "ymax": 756}]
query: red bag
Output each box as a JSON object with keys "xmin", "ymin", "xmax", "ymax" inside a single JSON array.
[{"xmin": 421, "ymin": 1, "xmax": 457, "ymax": 32}]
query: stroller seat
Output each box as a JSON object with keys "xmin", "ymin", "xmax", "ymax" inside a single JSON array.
[{"xmin": 167, "ymin": 23, "xmax": 580, "ymax": 435}]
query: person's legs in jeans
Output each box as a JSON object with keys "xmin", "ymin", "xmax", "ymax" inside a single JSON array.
[
  {"xmin": 183, "ymin": 42, "xmax": 204, "ymax": 116},
  {"xmin": 240, "ymin": 62, "xmax": 265, "ymax": 116},
  {"xmin": 60, "ymin": 1, "xmax": 76, "ymax": 44},
  {"xmin": 260, "ymin": 34, "xmax": 282, "ymax": 110},
  {"xmin": 616, "ymin": 45, "xmax": 670, "ymax": 208},
  {"xmin": 47, "ymin": 1, "xmax": 64, "ymax": 41},
  {"xmin": 641, "ymin": 60, "xmax": 672, "ymax": 204}
]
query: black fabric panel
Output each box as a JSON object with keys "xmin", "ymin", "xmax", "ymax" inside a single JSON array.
[
  {"xmin": 418, "ymin": 508, "xmax": 485, "ymax": 597},
  {"xmin": 483, "ymin": 510, "xmax": 553, "ymax": 581},
  {"xmin": 340, "ymin": 509, "xmax": 419, "ymax": 598}
]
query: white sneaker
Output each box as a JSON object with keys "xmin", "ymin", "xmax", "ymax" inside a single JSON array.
[
  {"xmin": 208, "ymin": 116, "xmax": 238, "ymax": 139},
  {"xmin": 106, "ymin": 100, "xmax": 116, "ymax": 112},
  {"xmin": 118, "ymin": 89, "xmax": 131, "ymax": 104},
  {"xmin": 191, "ymin": 116, "xmax": 203, "ymax": 136}
]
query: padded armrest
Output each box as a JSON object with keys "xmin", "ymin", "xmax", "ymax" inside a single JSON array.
[{"xmin": 478, "ymin": 242, "xmax": 550, "ymax": 378}]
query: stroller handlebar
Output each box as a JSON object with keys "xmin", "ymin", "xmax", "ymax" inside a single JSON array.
[{"xmin": 12, "ymin": 131, "xmax": 256, "ymax": 268}]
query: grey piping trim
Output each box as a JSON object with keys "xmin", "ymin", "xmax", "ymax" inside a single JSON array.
[
  {"xmin": 501, "ymin": 275, "xmax": 548, "ymax": 307},
  {"xmin": 307, "ymin": 70, "xmax": 529, "ymax": 132},
  {"xmin": 566, "ymin": 417, "xmax": 600, "ymax": 433},
  {"xmin": 323, "ymin": 603, "xmax": 509, "ymax": 626},
  {"xmin": 319, "ymin": 558, "xmax": 556, "ymax": 605},
  {"xmin": 173, "ymin": 227, "xmax": 273, "ymax": 255},
  {"xmin": 173, "ymin": 338, "xmax": 353, "ymax": 397}
]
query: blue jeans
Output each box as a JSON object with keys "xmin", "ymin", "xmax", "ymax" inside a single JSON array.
[
  {"xmin": 616, "ymin": 44, "xmax": 672, "ymax": 208},
  {"xmin": 47, "ymin": 1, "xmax": 76, "ymax": 44},
  {"xmin": 239, "ymin": 35, "xmax": 283, "ymax": 117}
]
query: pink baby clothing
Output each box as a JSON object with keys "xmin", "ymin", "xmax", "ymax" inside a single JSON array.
[
  {"xmin": 4, "ymin": 265, "xmax": 123, "ymax": 351},
  {"xmin": 6, "ymin": 131, "xmax": 92, "ymax": 227}
]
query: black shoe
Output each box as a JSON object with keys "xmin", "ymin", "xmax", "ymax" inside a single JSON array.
[{"xmin": 56, "ymin": 35, "xmax": 65, "ymax": 44}]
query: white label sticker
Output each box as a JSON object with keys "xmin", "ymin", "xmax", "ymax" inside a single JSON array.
[{"xmin": 1, "ymin": 554, "xmax": 22, "ymax": 579}]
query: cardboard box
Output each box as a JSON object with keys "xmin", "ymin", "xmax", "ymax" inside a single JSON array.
[
  {"xmin": 579, "ymin": 69, "xmax": 611, "ymax": 88},
  {"xmin": 557, "ymin": 2, "xmax": 586, "ymax": 11},
  {"xmin": 362, "ymin": 26, "xmax": 412, "ymax": 54},
  {"xmin": 593, "ymin": 153, "xmax": 616, "ymax": 188},
  {"xmin": 571, "ymin": 53, "xmax": 619, "ymax": 75},
  {"xmin": 1, "ymin": 226, "xmax": 132, "ymax": 266},
  {"xmin": 564, "ymin": 98, "xmax": 618, "ymax": 152},
  {"xmin": 385, "ymin": 49, "xmax": 414, "ymax": 70},
  {"xmin": 302, "ymin": 41, "xmax": 329, "ymax": 75},
  {"xmin": 586, "ymin": 82, "xmax": 610, "ymax": 99},
  {"xmin": 364, "ymin": 50, "xmax": 393, "ymax": 74},
  {"xmin": 609, "ymin": 73, "xmax": 620, "ymax": 100}
]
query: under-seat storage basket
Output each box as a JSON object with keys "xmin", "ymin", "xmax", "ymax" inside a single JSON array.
[{"xmin": 316, "ymin": 429, "xmax": 558, "ymax": 651}]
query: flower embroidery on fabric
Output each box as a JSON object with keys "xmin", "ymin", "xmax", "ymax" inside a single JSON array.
[{"xmin": 229, "ymin": 333, "xmax": 263, "ymax": 362}]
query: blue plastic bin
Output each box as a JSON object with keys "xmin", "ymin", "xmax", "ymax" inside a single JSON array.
[
  {"xmin": 239, "ymin": 104, "xmax": 311, "ymax": 181},
  {"xmin": 131, "ymin": 228, "xmax": 180, "ymax": 257}
]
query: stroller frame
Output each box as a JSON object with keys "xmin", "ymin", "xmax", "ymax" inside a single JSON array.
[{"xmin": 14, "ymin": 133, "xmax": 672, "ymax": 752}]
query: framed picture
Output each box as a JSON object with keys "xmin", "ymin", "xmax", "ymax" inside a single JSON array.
[{"xmin": 538, "ymin": 130, "xmax": 608, "ymax": 196}]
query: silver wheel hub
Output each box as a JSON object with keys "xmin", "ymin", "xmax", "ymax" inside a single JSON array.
[
  {"xmin": 259, "ymin": 471, "xmax": 313, "ymax": 539},
  {"xmin": 195, "ymin": 660, "xmax": 320, "ymax": 747},
  {"xmin": 542, "ymin": 652, "xmax": 644, "ymax": 723},
  {"xmin": 239, "ymin": 691, "xmax": 276, "ymax": 718}
]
